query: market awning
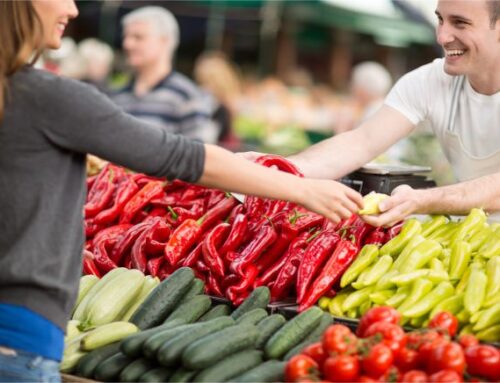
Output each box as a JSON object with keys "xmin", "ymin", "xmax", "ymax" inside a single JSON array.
[{"xmin": 285, "ymin": 0, "xmax": 436, "ymax": 47}]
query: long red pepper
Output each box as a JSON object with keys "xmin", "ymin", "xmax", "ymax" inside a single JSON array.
[
  {"xmin": 110, "ymin": 218, "xmax": 155, "ymax": 264},
  {"xmin": 119, "ymin": 181, "xmax": 164, "ymax": 224},
  {"xmin": 296, "ymin": 230, "xmax": 340, "ymax": 302},
  {"xmin": 348, "ymin": 221, "xmax": 374, "ymax": 248},
  {"xmin": 181, "ymin": 230, "xmax": 209, "ymax": 268},
  {"xmin": 93, "ymin": 178, "xmax": 139, "ymax": 225},
  {"xmin": 84, "ymin": 218, "xmax": 106, "ymax": 238},
  {"xmin": 270, "ymin": 235, "xmax": 309, "ymax": 301},
  {"xmin": 164, "ymin": 217, "xmax": 203, "ymax": 266},
  {"xmin": 145, "ymin": 221, "xmax": 171, "ymax": 254},
  {"xmin": 202, "ymin": 223, "xmax": 230, "ymax": 279},
  {"xmin": 199, "ymin": 196, "xmax": 237, "ymax": 233},
  {"xmin": 207, "ymin": 273, "xmax": 224, "ymax": 297},
  {"xmin": 93, "ymin": 237, "xmax": 119, "ymax": 273},
  {"xmin": 92, "ymin": 224, "xmax": 132, "ymax": 248},
  {"xmin": 206, "ymin": 190, "xmax": 226, "ymax": 209},
  {"xmin": 82, "ymin": 250, "xmax": 101, "ymax": 277},
  {"xmin": 226, "ymin": 265, "xmax": 258, "ymax": 303},
  {"xmin": 298, "ymin": 239, "xmax": 359, "ymax": 311},
  {"xmin": 230, "ymin": 225, "xmax": 277, "ymax": 275},
  {"xmin": 255, "ymin": 154, "xmax": 303, "ymax": 176},
  {"xmin": 84, "ymin": 168, "xmax": 116, "ymax": 217},
  {"xmin": 147, "ymin": 256, "xmax": 164, "ymax": 277},
  {"xmin": 386, "ymin": 221, "xmax": 404, "ymax": 240},
  {"xmin": 131, "ymin": 218, "xmax": 163, "ymax": 273},
  {"xmin": 219, "ymin": 214, "xmax": 248, "ymax": 258},
  {"xmin": 364, "ymin": 227, "xmax": 387, "ymax": 246}
]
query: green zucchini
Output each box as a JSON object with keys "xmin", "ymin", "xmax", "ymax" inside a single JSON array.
[
  {"xmin": 130, "ymin": 267, "xmax": 194, "ymax": 329},
  {"xmin": 264, "ymin": 306, "xmax": 323, "ymax": 359},
  {"xmin": 198, "ymin": 304, "xmax": 231, "ymax": 321},
  {"xmin": 94, "ymin": 352, "xmax": 133, "ymax": 382},
  {"xmin": 139, "ymin": 367, "xmax": 173, "ymax": 383},
  {"xmin": 120, "ymin": 321, "xmax": 181, "ymax": 358},
  {"xmin": 182, "ymin": 278, "xmax": 205, "ymax": 299},
  {"xmin": 232, "ymin": 360, "xmax": 286, "ymax": 382},
  {"xmin": 75, "ymin": 342, "xmax": 121, "ymax": 378},
  {"xmin": 193, "ymin": 350, "xmax": 263, "ymax": 383},
  {"xmin": 182, "ymin": 323, "xmax": 258, "ymax": 370},
  {"xmin": 164, "ymin": 294, "xmax": 211, "ymax": 324},
  {"xmin": 73, "ymin": 275, "xmax": 99, "ymax": 316},
  {"xmin": 142, "ymin": 323, "xmax": 198, "ymax": 360},
  {"xmin": 119, "ymin": 357, "xmax": 156, "ymax": 382},
  {"xmin": 168, "ymin": 368, "xmax": 197, "ymax": 383},
  {"xmin": 157, "ymin": 316, "xmax": 235, "ymax": 367},
  {"xmin": 231, "ymin": 286, "xmax": 270, "ymax": 320},
  {"xmin": 235, "ymin": 308, "xmax": 268, "ymax": 325},
  {"xmin": 255, "ymin": 314, "xmax": 286, "ymax": 349}
]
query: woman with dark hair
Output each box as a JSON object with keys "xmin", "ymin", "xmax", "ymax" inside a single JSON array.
[{"xmin": 0, "ymin": 1, "xmax": 362, "ymax": 381}]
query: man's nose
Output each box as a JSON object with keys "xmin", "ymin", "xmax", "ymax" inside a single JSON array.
[{"xmin": 436, "ymin": 24, "xmax": 454, "ymax": 46}]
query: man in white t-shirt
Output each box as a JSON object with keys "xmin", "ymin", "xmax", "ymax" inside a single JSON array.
[{"xmin": 286, "ymin": 0, "xmax": 500, "ymax": 226}]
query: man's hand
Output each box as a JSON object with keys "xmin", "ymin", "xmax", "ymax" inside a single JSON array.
[
  {"xmin": 236, "ymin": 151, "xmax": 264, "ymax": 162},
  {"xmin": 361, "ymin": 185, "xmax": 423, "ymax": 227}
]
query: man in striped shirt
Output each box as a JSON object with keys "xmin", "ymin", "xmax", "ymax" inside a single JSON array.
[{"xmin": 112, "ymin": 6, "xmax": 220, "ymax": 144}]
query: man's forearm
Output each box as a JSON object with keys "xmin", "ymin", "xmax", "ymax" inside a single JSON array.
[{"xmin": 418, "ymin": 172, "xmax": 500, "ymax": 214}]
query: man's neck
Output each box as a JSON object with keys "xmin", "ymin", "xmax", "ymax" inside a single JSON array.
[
  {"xmin": 134, "ymin": 61, "xmax": 172, "ymax": 97},
  {"xmin": 467, "ymin": 65, "xmax": 500, "ymax": 95}
]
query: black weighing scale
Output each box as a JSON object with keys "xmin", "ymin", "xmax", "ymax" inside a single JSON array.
[{"xmin": 341, "ymin": 163, "xmax": 436, "ymax": 196}]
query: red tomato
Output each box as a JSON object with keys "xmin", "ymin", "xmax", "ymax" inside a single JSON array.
[
  {"xmin": 363, "ymin": 322, "xmax": 406, "ymax": 356},
  {"xmin": 379, "ymin": 366, "xmax": 401, "ymax": 383},
  {"xmin": 285, "ymin": 355, "xmax": 319, "ymax": 382},
  {"xmin": 429, "ymin": 369, "xmax": 464, "ymax": 383},
  {"xmin": 458, "ymin": 334, "xmax": 479, "ymax": 350},
  {"xmin": 427, "ymin": 342, "xmax": 465, "ymax": 375},
  {"xmin": 407, "ymin": 329, "xmax": 442, "ymax": 351},
  {"xmin": 361, "ymin": 343, "xmax": 394, "ymax": 378},
  {"xmin": 428, "ymin": 311, "xmax": 459, "ymax": 337},
  {"xmin": 401, "ymin": 370, "xmax": 429, "ymax": 383},
  {"xmin": 302, "ymin": 342, "xmax": 326, "ymax": 367},
  {"xmin": 416, "ymin": 337, "xmax": 449, "ymax": 370},
  {"xmin": 322, "ymin": 324, "xmax": 358, "ymax": 355},
  {"xmin": 358, "ymin": 376, "xmax": 379, "ymax": 382},
  {"xmin": 357, "ymin": 306, "xmax": 401, "ymax": 337},
  {"xmin": 323, "ymin": 355, "xmax": 360, "ymax": 382},
  {"xmin": 464, "ymin": 345, "xmax": 500, "ymax": 381},
  {"xmin": 396, "ymin": 347, "xmax": 419, "ymax": 372}
]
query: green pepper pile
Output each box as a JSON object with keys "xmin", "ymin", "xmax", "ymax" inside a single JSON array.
[{"xmin": 318, "ymin": 208, "xmax": 500, "ymax": 342}]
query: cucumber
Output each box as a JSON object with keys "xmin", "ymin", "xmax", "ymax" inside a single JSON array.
[
  {"xmin": 139, "ymin": 367, "xmax": 173, "ymax": 383},
  {"xmin": 283, "ymin": 314, "xmax": 333, "ymax": 361},
  {"xmin": 236, "ymin": 308, "xmax": 268, "ymax": 325},
  {"xmin": 182, "ymin": 278, "xmax": 205, "ymax": 299},
  {"xmin": 120, "ymin": 321, "xmax": 181, "ymax": 358},
  {"xmin": 94, "ymin": 352, "xmax": 134, "ymax": 382},
  {"xmin": 255, "ymin": 314, "xmax": 286, "ymax": 349},
  {"xmin": 193, "ymin": 350, "xmax": 263, "ymax": 383},
  {"xmin": 81, "ymin": 321, "xmax": 138, "ymax": 351},
  {"xmin": 168, "ymin": 368, "xmax": 197, "ymax": 383},
  {"xmin": 164, "ymin": 294, "xmax": 211, "ymax": 324},
  {"xmin": 231, "ymin": 286, "xmax": 270, "ymax": 320},
  {"xmin": 130, "ymin": 267, "xmax": 195, "ymax": 329},
  {"xmin": 182, "ymin": 323, "xmax": 258, "ymax": 370},
  {"xmin": 198, "ymin": 304, "xmax": 231, "ymax": 321},
  {"xmin": 157, "ymin": 316, "xmax": 235, "ymax": 367},
  {"xmin": 75, "ymin": 342, "xmax": 121, "ymax": 378},
  {"xmin": 142, "ymin": 323, "xmax": 198, "ymax": 359},
  {"xmin": 264, "ymin": 306, "xmax": 323, "ymax": 359},
  {"xmin": 232, "ymin": 360, "xmax": 286, "ymax": 382},
  {"xmin": 119, "ymin": 357, "xmax": 156, "ymax": 382}
]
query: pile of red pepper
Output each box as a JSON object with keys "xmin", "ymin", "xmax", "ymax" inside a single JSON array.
[
  {"xmin": 286, "ymin": 307, "xmax": 500, "ymax": 382},
  {"xmin": 83, "ymin": 155, "xmax": 395, "ymax": 306}
]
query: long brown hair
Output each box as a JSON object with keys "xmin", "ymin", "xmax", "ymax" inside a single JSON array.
[{"xmin": 0, "ymin": 1, "xmax": 44, "ymax": 121}]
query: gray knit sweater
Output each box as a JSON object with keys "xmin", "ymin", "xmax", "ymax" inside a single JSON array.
[{"xmin": 0, "ymin": 67, "xmax": 205, "ymax": 329}]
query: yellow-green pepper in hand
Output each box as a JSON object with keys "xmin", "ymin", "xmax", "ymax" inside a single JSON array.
[{"xmin": 358, "ymin": 192, "xmax": 389, "ymax": 215}]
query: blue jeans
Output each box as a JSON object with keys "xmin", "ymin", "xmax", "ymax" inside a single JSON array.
[{"xmin": 0, "ymin": 347, "xmax": 60, "ymax": 383}]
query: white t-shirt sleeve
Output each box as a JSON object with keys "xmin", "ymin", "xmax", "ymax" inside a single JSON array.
[{"xmin": 384, "ymin": 61, "xmax": 437, "ymax": 126}]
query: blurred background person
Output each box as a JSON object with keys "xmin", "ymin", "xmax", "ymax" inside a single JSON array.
[
  {"xmin": 334, "ymin": 61, "xmax": 392, "ymax": 134},
  {"xmin": 78, "ymin": 38, "xmax": 114, "ymax": 93},
  {"xmin": 112, "ymin": 6, "xmax": 220, "ymax": 143},
  {"xmin": 193, "ymin": 51, "xmax": 242, "ymax": 148}
]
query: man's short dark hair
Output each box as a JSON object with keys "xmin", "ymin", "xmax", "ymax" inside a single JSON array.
[{"xmin": 487, "ymin": 0, "xmax": 500, "ymax": 28}]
